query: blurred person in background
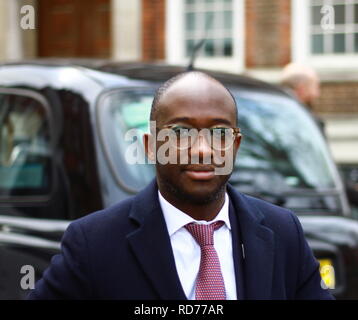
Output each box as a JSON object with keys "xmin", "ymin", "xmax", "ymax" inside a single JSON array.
[
  {"xmin": 280, "ymin": 63, "xmax": 325, "ymax": 134},
  {"xmin": 281, "ymin": 64, "xmax": 358, "ymax": 212}
]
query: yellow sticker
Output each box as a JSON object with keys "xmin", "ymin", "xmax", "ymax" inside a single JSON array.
[{"xmin": 319, "ymin": 259, "xmax": 335, "ymax": 289}]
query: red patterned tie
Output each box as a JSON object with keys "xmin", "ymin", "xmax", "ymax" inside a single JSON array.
[{"xmin": 185, "ymin": 221, "xmax": 226, "ymax": 300}]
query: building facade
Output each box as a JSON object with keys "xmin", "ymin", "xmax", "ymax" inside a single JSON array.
[{"xmin": 0, "ymin": 0, "xmax": 357, "ymax": 163}]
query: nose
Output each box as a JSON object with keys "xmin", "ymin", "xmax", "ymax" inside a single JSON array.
[{"xmin": 189, "ymin": 131, "xmax": 213, "ymax": 163}]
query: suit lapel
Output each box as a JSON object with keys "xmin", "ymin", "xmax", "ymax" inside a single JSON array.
[
  {"xmin": 227, "ymin": 184, "xmax": 275, "ymax": 300},
  {"xmin": 229, "ymin": 200, "xmax": 246, "ymax": 300},
  {"xmin": 126, "ymin": 180, "xmax": 187, "ymax": 300}
]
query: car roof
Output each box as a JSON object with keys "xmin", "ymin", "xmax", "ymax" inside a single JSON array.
[
  {"xmin": 0, "ymin": 60, "xmax": 146, "ymax": 102},
  {"xmin": 0, "ymin": 58, "xmax": 289, "ymax": 96}
]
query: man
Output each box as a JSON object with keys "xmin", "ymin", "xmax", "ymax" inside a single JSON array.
[
  {"xmin": 28, "ymin": 72, "xmax": 333, "ymax": 300},
  {"xmin": 280, "ymin": 63, "xmax": 325, "ymax": 133}
]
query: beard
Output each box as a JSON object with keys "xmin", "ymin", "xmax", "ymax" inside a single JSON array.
[{"xmin": 156, "ymin": 167, "xmax": 229, "ymax": 205}]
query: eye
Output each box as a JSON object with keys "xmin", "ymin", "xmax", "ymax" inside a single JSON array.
[
  {"xmin": 211, "ymin": 128, "xmax": 231, "ymax": 138},
  {"xmin": 171, "ymin": 126, "xmax": 191, "ymax": 137}
]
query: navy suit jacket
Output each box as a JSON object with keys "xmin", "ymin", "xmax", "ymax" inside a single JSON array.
[{"xmin": 27, "ymin": 180, "xmax": 333, "ymax": 300}]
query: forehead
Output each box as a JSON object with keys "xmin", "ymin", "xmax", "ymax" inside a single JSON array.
[{"xmin": 157, "ymin": 75, "xmax": 236, "ymax": 126}]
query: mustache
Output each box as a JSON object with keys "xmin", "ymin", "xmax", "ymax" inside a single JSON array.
[{"xmin": 182, "ymin": 165, "xmax": 216, "ymax": 172}]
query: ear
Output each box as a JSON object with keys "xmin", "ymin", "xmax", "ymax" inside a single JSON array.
[
  {"xmin": 143, "ymin": 133, "xmax": 155, "ymax": 162},
  {"xmin": 295, "ymin": 83, "xmax": 307, "ymax": 102},
  {"xmin": 234, "ymin": 133, "xmax": 242, "ymax": 151}
]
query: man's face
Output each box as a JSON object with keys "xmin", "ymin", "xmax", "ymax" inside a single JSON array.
[
  {"xmin": 297, "ymin": 75, "xmax": 321, "ymax": 107},
  {"xmin": 144, "ymin": 76, "xmax": 241, "ymax": 204}
]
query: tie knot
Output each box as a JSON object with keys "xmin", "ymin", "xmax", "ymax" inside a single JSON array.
[{"xmin": 185, "ymin": 221, "xmax": 224, "ymax": 247}]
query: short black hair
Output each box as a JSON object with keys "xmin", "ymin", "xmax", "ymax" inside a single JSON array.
[{"xmin": 150, "ymin": 71, "xmax": 238, "ymax": 125}]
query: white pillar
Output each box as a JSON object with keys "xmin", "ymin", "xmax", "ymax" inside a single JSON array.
[
  {"xmin": 111, "ymin": 0, "xmax": 142, "ymax": 61},
  {"xmin": 0, "ymin": 0, "xmax": 8, "ymax": 61},
  {"xmin": 6, "ymin": 0, "xmax": 24, "ymax": 61}
]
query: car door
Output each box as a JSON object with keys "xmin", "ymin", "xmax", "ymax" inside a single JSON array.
[{"xmin": 0, "ymin": 88, "xmax": 70, "ymax": 299}]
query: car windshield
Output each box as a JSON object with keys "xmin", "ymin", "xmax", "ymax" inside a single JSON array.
[
  {"xmin": 231, "ymin": 91, "xmax": 335, "ymax": 190},
  {"xmin": 98, "ymin": 87, "xmax": 343, "ymax": 213}
]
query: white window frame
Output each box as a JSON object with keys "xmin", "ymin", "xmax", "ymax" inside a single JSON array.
[
  {"xmin": 165, "ymin": 0, "xmax": 245, "ymax": 73},
  {"xmin": 292, "ymin": 0, "xmax": 358, "ymax": 71}
]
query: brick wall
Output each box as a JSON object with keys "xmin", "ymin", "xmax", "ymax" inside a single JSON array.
[
  {"xmin": 245, "ymin": 0, "xmax": 291, "ymax": 68},
  {"xmin": 315, "ymin": 82, "xmax": 358, "ymax": 114},
  {"xmin": 141, "ymin": 0, "xmax": 165, "ymax": 61}
]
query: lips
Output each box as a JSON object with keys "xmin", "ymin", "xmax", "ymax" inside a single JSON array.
[{"xmin": 183, "ymin": 165, "xmax": 216, "ymax": 181}]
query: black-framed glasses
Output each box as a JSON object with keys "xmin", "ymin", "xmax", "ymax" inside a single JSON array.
[{"xmin": 156, "ymin": 124, "xmax": 241, "ymax": 150}]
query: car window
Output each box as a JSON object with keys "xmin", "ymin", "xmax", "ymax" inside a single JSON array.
[
  {"xmin": 230, "ymin": 91, "xmax": 343, "ymax": 213},
  {"xmin": 232, "ymin": 91, "xmax": 336, "ymax": 190},
  {"xmin": 0, "ymin": 91, "xmax": 52, "ymax": 197}
]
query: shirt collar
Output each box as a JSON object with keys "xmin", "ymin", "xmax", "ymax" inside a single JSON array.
[{"xmin": 158, "ymin": 190, "xmax": 231, "ymax": 237}]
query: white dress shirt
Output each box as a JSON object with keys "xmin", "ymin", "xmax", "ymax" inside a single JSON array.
[{"xmin": 158, "ymin": 191, "xmax": 237, "ymax": 300}]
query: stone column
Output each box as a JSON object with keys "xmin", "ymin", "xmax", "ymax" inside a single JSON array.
[
  {"xmin": 111, "ymin": 0, "xmax": 142, "ymax": 61},
  {"xmin": 6, "ymin": 0, "xmax": 23, "ymax": 61},
  {"xmin": 0, "ymin": 0, "xmax": 8, "ymax": 61},
  {"xmin": 0, "ymin": 0, "xmax": 37, "ymax": 62}
]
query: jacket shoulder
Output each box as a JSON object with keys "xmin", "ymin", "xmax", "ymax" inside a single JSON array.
[
  {"xmin": 230, "ymin": 188, "xmax": 301, "ymax": 237},
  {"xmin": 69, "ymin": 196, "xmax": 137, "ymax": 236},
  {"xmin": 237, "ymin": 189, "xmax": 296, "ymax": 219},
  {"xmin": 245, "ymin": 194, "xmax": 295, "ymax": 220}
]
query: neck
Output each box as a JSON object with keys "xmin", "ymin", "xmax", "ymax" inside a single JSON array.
[{"xmin": 158, "ymin": 183, "xmax": 226, "ymax": 221}]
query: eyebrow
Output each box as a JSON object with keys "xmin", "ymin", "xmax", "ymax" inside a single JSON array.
[
  {"xmin": 167, "ymin": 117, "xmax": 191, "ymax": 124},
  {"xmin": 211, "ymin": 118, "xmax": 232, "ymax": 126},
  {"xmin": 167, "ymin": 117, "xmax": 233, "ymax": 126}
]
